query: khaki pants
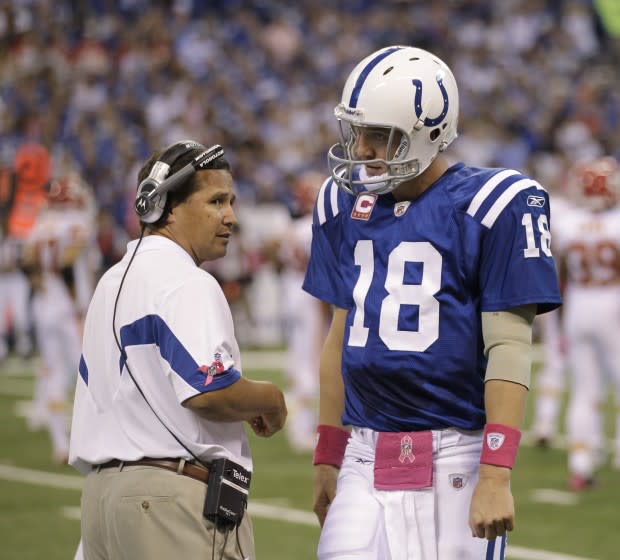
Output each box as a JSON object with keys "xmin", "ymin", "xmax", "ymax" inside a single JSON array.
[{"xmin": 80, "ymin": 464, "xmax": 255, "ymax": 560}]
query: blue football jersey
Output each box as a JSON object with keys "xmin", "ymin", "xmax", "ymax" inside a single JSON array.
[{"xmin": 302, "ymin": 163, "xmax": 562, "ymax": 432}]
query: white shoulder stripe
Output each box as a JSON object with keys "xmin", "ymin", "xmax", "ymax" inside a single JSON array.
[
  {"xmin": 317, "ymin": 177, "xmax": 339, "ymax": 225},
  {"xmin": 330, "ymin": 179, "xmax": 340, "ymax": 219},
  {"xmin": 481, "ymin": 179, "xmax": 547, "ymax": 228},
  {"xmin": 466, "ymin": 169, "xmax": 521, "ymax": 218},
  {"xmin": 317, "ymin": 178, "xmax": 330, "ymax": 225}
]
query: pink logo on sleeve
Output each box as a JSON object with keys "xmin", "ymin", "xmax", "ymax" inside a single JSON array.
[{"xmin": 198, "ymin": 353, "xmax": 226, "ymax": 386}]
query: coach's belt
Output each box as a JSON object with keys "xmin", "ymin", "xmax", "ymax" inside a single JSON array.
[{"xmin": 96, "ymin": 458, "xmax": 210, "ymax": 484}]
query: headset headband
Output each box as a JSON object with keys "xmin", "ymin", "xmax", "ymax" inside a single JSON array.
[{"xmin": 134, "ymin": 141, "xmax": 225, "ymax": 224}]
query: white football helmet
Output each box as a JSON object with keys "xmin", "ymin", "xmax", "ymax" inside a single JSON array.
[{"xmin": 328, "ymin": 46, "xmax": 459, "ymax": 195}]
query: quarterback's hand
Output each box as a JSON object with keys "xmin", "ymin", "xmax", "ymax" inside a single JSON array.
[
  {"xmin": 313, "ymin": 464, "xmax": 339, "ymax": 527},
  {"xmin": 469, "ymin": 465, "xmax": 514, "ymax": 540}
]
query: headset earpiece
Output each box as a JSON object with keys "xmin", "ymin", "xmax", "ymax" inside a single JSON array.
[{"xmin": 135, "ymin": 177, "xmax": 166, "ymax": 224}]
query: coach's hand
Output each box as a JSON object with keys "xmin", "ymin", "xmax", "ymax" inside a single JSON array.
[
  {"xmin": 313, "ymin": 464, "xmax": 339, "ymax": 527},
  {"xmin": 249, "ymin": 407, "xmax": 287, "ymax": 437},
  {"xmin": 469, "ymin": 465, "xmax": 514, "ymax": 540}
]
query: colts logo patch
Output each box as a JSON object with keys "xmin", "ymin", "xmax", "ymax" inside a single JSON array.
[
  {"xmin": 398, "ymin": 435, "xmax": 415, "ymax": 464},
  {"xmin": 351, "ymin": 193, "xmax": 377, "ymax": 220},
  {"xmin": 486, "ymin": 432, "xmax": 505, "ymax": 450}
]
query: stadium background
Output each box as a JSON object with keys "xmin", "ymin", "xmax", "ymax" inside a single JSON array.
[{"xmin": 1, "ymin": 1, "xmax": 619, "ymax": 559}]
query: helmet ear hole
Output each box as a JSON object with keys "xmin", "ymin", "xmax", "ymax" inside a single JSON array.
[{"xmin": 430, "ymin": 128, "xmax": 441, "ymax": 142}]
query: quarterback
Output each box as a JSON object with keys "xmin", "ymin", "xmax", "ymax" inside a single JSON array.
[{"xmin": 303, "ymin": 45, "xmax": 562, "ymax": 559}]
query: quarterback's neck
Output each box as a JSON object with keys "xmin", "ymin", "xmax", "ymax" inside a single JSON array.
[{"xmin": 392, "ymin": 156, "xmax": 450, "ymax": 202}]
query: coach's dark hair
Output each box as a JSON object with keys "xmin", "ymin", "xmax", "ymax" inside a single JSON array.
[{"xmin": 137, "ymin": 146, "xmax": 231, "ymax": 229}]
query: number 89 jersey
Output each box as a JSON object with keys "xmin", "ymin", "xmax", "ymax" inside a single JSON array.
[{"xmin": 303, "ymin": 163, "xmax": 562, "ymax": 432}]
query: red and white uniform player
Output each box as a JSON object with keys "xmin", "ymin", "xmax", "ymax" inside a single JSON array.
[
  {"xmin": 531, "ymin": 194, "xmax": 573, "ymax": 447},
  {"xmin": 553, "ymin": 157, "xmax": 620, "ymax": 489},
  {"xmin": 24, "ymin": 174, "xmax": 99, "ymax": 463},
  {"xmin": 0, "ymin": 231, "xmax": 32, "ymax": 361},
  {"xmin": 0, "ymin": 144, "xmax": 52, "ymax": 361}
]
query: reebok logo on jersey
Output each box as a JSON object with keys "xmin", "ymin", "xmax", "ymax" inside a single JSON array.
[
  {"xmin": 486, "ymin": 432, "xmax": 505, "ymax": 450},
  {"xmin": 351, "ymin": 193, "xmax": 377, "ymax": 220},
  {"xmin": 527, "ymin": 195, "xmax": 545, "ymax": 208}
]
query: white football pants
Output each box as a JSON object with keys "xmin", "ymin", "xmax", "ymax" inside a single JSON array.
[
  {"xmin": 0, "ymin": 269, "xmax": 33, "ymax": 356},
  {"xmin": 564, "ymin": 287, "xmax": 620, "ymax": 476},
  {"xmin": 318, "ymin": 427, "xmax": 507, "ymax": 560},
  {"xmin": 532, "ymin": 308, "xmax": 566, "ymax": 440}
]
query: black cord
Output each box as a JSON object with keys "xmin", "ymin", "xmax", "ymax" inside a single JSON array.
[
  {"xmin": 219, "ymin": 524, "xmax": 231, "ymax": 560},
  {"xmin": 111, "ymin": 225, "xmax": 203, "ymax": 465},
  {"xmin": 211, "ymin": 520, "xmax": 217, "ymax": 560},
  {"xmin": 235, "ymin": 519, "xmax": 246, "ymax": 560}
]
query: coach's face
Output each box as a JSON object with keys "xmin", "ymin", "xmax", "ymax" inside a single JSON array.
[{"xmin": 168, "ymin": 169, "xmax": 238, "ymax": 264}]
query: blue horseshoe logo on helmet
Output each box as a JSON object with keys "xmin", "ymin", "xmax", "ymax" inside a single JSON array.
[{"xmin": 412, "ymin": 77, "xmax": 449, "ymax": 127}]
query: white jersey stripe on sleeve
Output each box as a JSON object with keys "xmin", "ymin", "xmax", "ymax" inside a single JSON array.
[
  {"xmin": 330, "ymin": 179, "xmax": 340, "ymax": 219},
  {"xmin": 317, "ymin": 177, "xmax": 339, "ymax": 225},
  {"xmin": 317, "ymin": 178, "xmax": 330, "ymax": 225},
  {"xmin": 481, "ymin": 179, "xmax": 546, "ymax": 228},
  {"xmin": 466, "ymin": 169, "xmax": 520, "ymax": 218}
]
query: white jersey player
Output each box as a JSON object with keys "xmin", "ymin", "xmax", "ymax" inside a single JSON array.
[
  {"xmin": 553, "ymin": 157, "xmax": 620, "ymax": 489},
  {"xmin": 274, "ymin": 172, "xmax": 330, "ymax": 451},
  {"xmin": 24, "ymin": 175, "xmax": 97, "ymax": 463},
  {"xmin": 0, "ymin": 231, "xmax": 32, "ymax": 361}
]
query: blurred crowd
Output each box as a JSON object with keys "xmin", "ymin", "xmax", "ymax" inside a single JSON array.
[{"xmin": 1, "ymin": 0, "xmax": 619, "ymax": 236}]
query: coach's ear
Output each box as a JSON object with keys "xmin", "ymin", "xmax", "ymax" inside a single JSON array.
[{"xmin": 165, "ymin": 204, "xmax": 178, "ymax": 225}]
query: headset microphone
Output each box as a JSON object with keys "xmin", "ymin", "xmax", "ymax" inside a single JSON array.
[{"xmin": 134, "ymin": 143, "xmax": 225, "ymax": 224}]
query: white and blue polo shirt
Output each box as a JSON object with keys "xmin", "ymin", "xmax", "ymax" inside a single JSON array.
[{"xmin": 69, "ymin": 235, "xmax": 251, "ymax": 474}]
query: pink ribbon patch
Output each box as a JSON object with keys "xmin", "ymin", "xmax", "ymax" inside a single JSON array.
[{"xmin": 374, "ymin": 431, "xmax": 433, "ymax": 490}]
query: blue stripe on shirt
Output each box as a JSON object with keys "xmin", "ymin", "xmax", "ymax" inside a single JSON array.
[
  {"xmin": 79, "ymin": 354, "xmax": 88, "ymax": 385},
  {"xmin": 119, "ymin": 314, "xmax": 240, "ymax": 392}
]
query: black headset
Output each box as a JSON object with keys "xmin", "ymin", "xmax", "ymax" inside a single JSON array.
[{"xmin": 134, "ymin": 140, "xmax": 225, "ymax": 224}]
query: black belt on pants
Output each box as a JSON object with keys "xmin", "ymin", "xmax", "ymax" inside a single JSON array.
[{"xmin": 96, "ymin": 458, "xmax": 210, "ymax": 484}]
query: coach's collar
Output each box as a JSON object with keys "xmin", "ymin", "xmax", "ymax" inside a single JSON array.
[{"xmin": 126, "ymin": 235, "xmax": 196, "ymax": 265}]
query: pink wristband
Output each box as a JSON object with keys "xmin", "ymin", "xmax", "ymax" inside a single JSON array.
[
  {"xmin": 480, "ymin": 423, "xmax": 522, "ymax": 469},
  {"xmin": 312, "ymin": 425, "xmax": 350, "ymax": 468}
]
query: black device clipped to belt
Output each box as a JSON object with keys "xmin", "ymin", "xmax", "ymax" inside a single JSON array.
[{"xmin": 204, "ymin": 458, "xmax": 251, "ymax": 527}]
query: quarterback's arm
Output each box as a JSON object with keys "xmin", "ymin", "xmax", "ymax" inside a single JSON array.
[
  {"xmin": 318, "ymin": 306, "xmax": 347, "ymax": 428},
  {"xmin": 314, "ymin": 306, "xmax": 348, "ymax": 526},
  {"xmin": 469, "ymin": 304, "xmax": 536, "ymax": 540},
  {"xmin": 183, "ymin": 377, "xmax": 287, "ymax": 436}
]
